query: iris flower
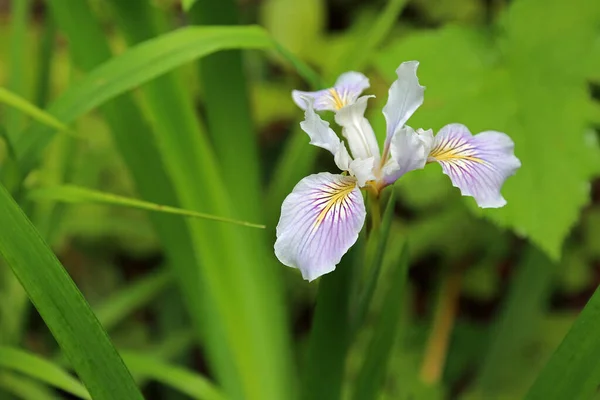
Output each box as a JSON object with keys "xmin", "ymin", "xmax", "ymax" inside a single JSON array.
[{"xmin": 275, "ymin": 61, "xmax": 521, "ymax": 281}]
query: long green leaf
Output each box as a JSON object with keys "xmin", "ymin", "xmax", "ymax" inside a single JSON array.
[
  {"xmin": 0, "ymin": 183, "xmax": 143, "ymax": 400},
  {"xmin": 524, "ymin": 283, "xmax": 600, "ymax": 400},
  {"xmin": 14, "ymin": 25, "xmax": 272, "ymax": 168},
  {"xmin": 189, "ymin": 0, "xmax": 262, "ymax": 222},
  {"xmin": 0, "ymin": 88, "xmax": 71, "ymax": 134},
  {"xmin": 352, "ymin": 242, "xmax": 410, "ymax": 400},
  {"xmin": 29, "ymin": 185, "xmax": 266, "ymax": 228},
  {"xmin": 123, "ymin": 352, "xmax": 226, "ymax": 400},
  {"xmin": 105, "ymin": 4, "xmax": 294, "ymax": 399},
  {"xmin": 5, "ymin": 0, "xmax": 31, "ymax": 141},
  {"xmin": 353, "ymin": 191, "xmax": 397, "ymax": 331},
  {"xmin": 0, "ymin": 347, "xmax": 90, "ymax": 399},
  {"xmin": 302, "ymin": 240, "xmax": 362, "ymax": 400}
]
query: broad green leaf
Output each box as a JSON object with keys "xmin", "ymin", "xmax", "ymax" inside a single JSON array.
[
  {"xmin": 0, "ymin": 87, "xmax": 71, "ymax": 134},
  {"xmin": 524, "ymin": 283, "xmax": 600, "ymax": 399},
  {"xmin": 0, "ymin": 182, "xmax": 143, "ymax": 400},
  {"xmin": 122, "ymin": 352, "xmax": 226, "ymax": 400},
  {"xmin": 260, "ymin": 0, "xmax": 325, "ymax": 60},
  {"xmin": 29, "ymin": 185, "xmax": 266, "ymax": 228},
  {"xmin": 352, "ymin": 242, "xmax": 409, "ymax": 400},
  {"xmin": 0, "ymin": 347, "xmax": 90, "ymax": 399},
  {"xmin": 375, "ymin": 0, "xmax": 600, "ymax": 259},
  {"xmin": 329, "ymin": 0, "xmax": 408, "ymax": 80},
  {"xmin": 181, "ymin": 0, "xmax": 198, "ymax": 11}
]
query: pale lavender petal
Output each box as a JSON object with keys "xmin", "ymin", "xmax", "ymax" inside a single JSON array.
[
  {"xmin": 428, "ymin": 123, "xmax": 521, "ymax": 208},
  {"xmin": 299, "ymin": 96, "xmax": 352, "ymax": 172},
  {"xmin": 275, "ymin": 173, "xmax": 366, "ymax": 281},
  {"xmin": 292, "ymin": 71, "xmax": 369, "ymax": 112},
  {"xmin": 382, "ymin": 61, "xmax": 425, "ymax": 151},
  {"xmin": 383, "ymin": 126, "xmax": 433, "ymax": 184}
]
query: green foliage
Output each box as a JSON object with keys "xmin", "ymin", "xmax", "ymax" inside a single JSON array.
[
  {"xmin": 1, "ymin": 0, "xmax": 599, "ymax": 399},
  {"xmin": 0, "ymin": 183, "xmax": 143, "ymax": 400},
  {"xmin": 525, "ymin": 284, "xmax": 600, "ymax": 399},
  {"xmin": 376, "ymin": 0, "xmax": 600, "ymax": 260}
]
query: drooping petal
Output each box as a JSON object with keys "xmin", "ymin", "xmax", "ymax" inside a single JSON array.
[
  {"xmin": 292, "ymin": 71, "xmax": 369, "ymax": 112},
  {"xmin": 382, "ymin": 126, "xmax": 433, "ymax": 184},
  {"xmin": 382, "ymin": 61, "xmax": 425, "ymax": 150},
  {"xmin": 334, "ymin": 96, "xmax": 380, "ymax": 162},
  {"xmin": 428, "ymin": 123, "xmax": 521, "ymax": 208},
  {"xmin": 299, "ymin": 96, "xmax": 352, "ymax": 172},
  {"xmin": 274, "ymin": 173, "xmax": 366, "ymax": 281}
]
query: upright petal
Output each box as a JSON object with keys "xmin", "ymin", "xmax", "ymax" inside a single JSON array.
[
  {"xmin": 292, "ymin": 71, "xmax": 369, "ymax": 112},
  {"xmin": 383, "ymin": 126, "xmax": 433, "ymax": 184},
  {"xmin": 349, "ymin": 157, "xmax": 376, "ymax": 187},
  {"xmin": 428, "ymin": 124, "xmax": 521, "ymax": 208},
  {"xmin": 334, "ymin": 96, "xmax": 380, "ymax": 162},
  {"xmin": 275, "ymin": 173, "xmax": 366, "ymax": 281},
  {"xmin": 382, "ymin": 61, "xmax": 425, "ymax": 149},
  {"xmin": 299, "ymin": 96, "xmax": 352, "ymax": 172}
]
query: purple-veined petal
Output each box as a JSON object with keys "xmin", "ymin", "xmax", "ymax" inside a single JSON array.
[
  {"xmin": 299, "ymin": 96, "xmax": 352, "ymax": 172},
  {"xmin": 292, "ymin": 71, "xmax": 369, "ymax": 112},
  {"xmin": 428, "ymin": 123, "xmax": 521, "ymax": 208},
  {"xmin": 274, "ymin": 173, "xmax": 366, "ymax": 281},
  {"xmin": 382, "ymin": 126, "xmax": 433, "ymax": 184},
  {"xmin": 382, "ymin": 61, "xmax": 425, "ymax": 151},
  {"xmin": 334, "ymin": 96, "xmax": 380, "ymax": 162}
]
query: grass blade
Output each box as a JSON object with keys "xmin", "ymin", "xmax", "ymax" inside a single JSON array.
[
  {"xmin": 0, "ymin": 372, "xmax": 59, "ymax": 400},
  {"xmin": 0, "ymin": 347, "xmax": 90, "ymax": 399},
  {"xmin": 353, "ymin": 191, "xmax": 397, "ymax": 331},
  {"xmin": 0, "ymin": 182, "xmax": 143, "ymax": 400},
  {"xmin": 524, "ymin": 283, "xmax": 600, "ymax": 400},
  {"xmin": 0, "ymin": 87, "xmax": 71, "ymax": 134},
  {"xmin": 94, "ymin": 269, "xmax": 173, "ymax": 331},
  {"xmin": 105, "ymin": 2, "xmax": 294, "ymax": 398},
  {"xmin": 189, "ymin": 0, "xmax": 263, "ymax": 222},
  {"xmin": 5, "ymin": 0, "xmax": 31, "ymax": 141},
  {"xmin": 122, "ymin": 352, "xmax": 226, "ymax": 400},
  {"xmin": 302, "ymin": 240, "xmax": 362, "ymax": 400},
  {"xmin": 473, "ymin": 247, "xmax": 557, "ymax": 395},
  {"xmin": 352, "ymin": 242, "xmax": 410, "ymax": 400},
  {"xmin": 14, "ymin": 25, "xmax": 273, "ymax": 169},
  {"xmin": 29, "ymin": 185, "xmax": 267, "ymax": 229}
]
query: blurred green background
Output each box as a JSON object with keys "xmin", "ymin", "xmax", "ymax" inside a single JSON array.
[{"xmin": 0, "ymin": 0, "xmax": 599, "ymax": 399}]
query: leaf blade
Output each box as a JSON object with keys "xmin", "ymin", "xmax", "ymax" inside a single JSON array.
[
  {"xmin": 29, "ymin": 185, "xmax": 266, "ymax": 228},
  {"xmin": 0, "ymin": 183, "xmax": 143, "ymax": 400}
]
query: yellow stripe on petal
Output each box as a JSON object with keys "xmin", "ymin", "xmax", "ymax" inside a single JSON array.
[
  {"xmin": 329, "ymin": 89, "xmax": 346, "ymax": 110},
  {"xmin": 429, "ymin": 137, "xmax": 484, "ymax": 164},
  {"xmin": 313, "ymin": 178, "xmax": 357, "ymax": 229}
]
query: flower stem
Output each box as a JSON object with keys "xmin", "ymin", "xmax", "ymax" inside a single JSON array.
[
  {"xmin": 369, "ymin": 191, "xmax": 381, "ymax": 232},
  {"xmin": 419, "ymin": 268, "xmax": 463, "ymax": 385}
]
